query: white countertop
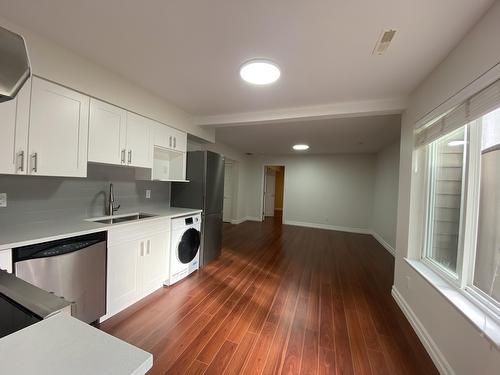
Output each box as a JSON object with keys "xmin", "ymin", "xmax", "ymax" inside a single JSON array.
[
  {"xmin": 0, "ymin": 313, "xmax": 152, "ymax": 375},
  {"xmin": 0, "ymin": 206, "xmax": 202, "ymax": 250}
]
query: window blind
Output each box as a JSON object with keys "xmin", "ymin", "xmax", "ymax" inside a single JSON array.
[{"xmin": 415, "ymin": 78, "xmax": 500, "ymax": 148}]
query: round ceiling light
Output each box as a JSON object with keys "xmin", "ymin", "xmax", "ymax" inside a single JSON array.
[
  {"xmin": 240, "ymin": 59, "xmax": 280, "ymax": 85},
  {"xmin": 293, "ymin": 144, "xmax": 309, "ymax": 151}
]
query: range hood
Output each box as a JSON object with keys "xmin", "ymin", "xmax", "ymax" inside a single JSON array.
[{"xmin": 0, "ymin": 25, "xmax": 30, "ymax": 103}]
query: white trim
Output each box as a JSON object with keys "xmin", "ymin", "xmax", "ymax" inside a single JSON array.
[
  {"xmin": 405, "ymin": 258, "xmax": 500, "ymax": 348},
  {"xmin": 283, "ymin": 220, "xmax": 370, "ymax": 234},
  {"xmin": 196, "ymin": 97, "xmax": 407, "ymax": 126},
  {"xmin": 246, "ymin": 216, "xmax": 263, "ymax": 222},
  {"xmin": 370, "ymin": 231, "xmax": 395, "ymax": 256},
  {"xmin": 230, "ymin": 217, "xmax": 246, "ymax": 225},
  {"xmin": 391, "ymin": 286, "xmax": 456, "ymax": 375},
  {"xmin": 230, "ymin": 216, "xmax": 263, "ymax": 225}
]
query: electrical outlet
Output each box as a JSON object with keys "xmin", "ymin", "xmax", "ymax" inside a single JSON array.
[
  {"xmin": 0, "ymin": 193, "xmax": 6, "ymax": 207},
  {"xmin": 145, "ymin": 189, "xmax": 151, "ymax": 199}
]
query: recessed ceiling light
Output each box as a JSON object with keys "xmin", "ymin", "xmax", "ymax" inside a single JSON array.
[
  {"xmin": 240, "ymin": 59, "xmax": 280, "ymax": 85},
  {"xmin": 293, "ymin": 144, "xmax": 309, "ymax": 151},
  {"xmin": 448, "ymin": 140, "xmax": 466, "ymax": 147}
]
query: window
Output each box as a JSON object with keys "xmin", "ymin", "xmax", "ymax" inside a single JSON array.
[
  {"xmin": 419, "ymin": 102, "xmax": 500, "ymax": 318},
  {"xmin": 472, "ymin": 108, "xmax": 500, "ymax": 306},
  {"xmin": 424, "ymin": 127, "xmax": 467, "ymax": 275}
]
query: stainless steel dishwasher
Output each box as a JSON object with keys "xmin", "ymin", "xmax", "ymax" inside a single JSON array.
[{"xmin": 13, "ymin": 231, "xmax": 107, "ymax": 324}]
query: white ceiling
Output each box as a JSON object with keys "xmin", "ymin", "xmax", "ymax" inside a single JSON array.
[
  {"xmin": 214, "ymin": 114, "xmax": 401, "ymax": 154},
  {"xmin": 0, "ymin": 0, "xmax": 493, "ymax": 118}
]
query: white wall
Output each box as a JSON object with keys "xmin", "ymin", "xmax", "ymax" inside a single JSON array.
[
  {"xmin": 371, "ymin": 141, "xmax": 400, "ymax": 253},
  {"xmin": 240, "ymin": 154, "xmax": 376, "ymax": 232},
  {"xmin": 395, "ymin": 2, "xmax": 500, "ymax": 374},
  {"xmin": 0, "ymin": 16, "xmax": 214, "ymax": 142}
]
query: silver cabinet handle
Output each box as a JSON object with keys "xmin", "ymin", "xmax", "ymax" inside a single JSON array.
[
  {"xmin": 169, "ymin": 136, "xmax": 172, "ymax": 148},
  {"xmin": 146, "ymin": 240, "xmax": 150, "ymax": 255},
  {"xmin": 31, "ymin": 152, "xmax": 38, "ymax": 173},
  {"xmin": 173, "ymin": 137, "xmax": 176, "ymax": 148},
  {"xmin": 121, "ymin": 149, "xmax": 126, "ymax": 164},
  {"xmin": 140, "ymin": 241, "xmax": 144, "ymax": 257},
  {"xmin": 128, "ymin": 150, "xmax": 132, "ymax": 164},
  {"xmin": 17, "ymin": 151, "xmax": 24, "ymax": 172}
]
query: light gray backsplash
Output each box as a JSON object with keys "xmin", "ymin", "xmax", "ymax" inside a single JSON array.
[{"xmin": 0, "ymin": 164, "xmax": 171, "ymax": 223}]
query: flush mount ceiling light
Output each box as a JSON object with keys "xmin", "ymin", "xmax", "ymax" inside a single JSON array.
[
  {"xmin": 293, "ymin": 144, "xmax": 309, "ymax": 151},
  {"xmin": 240, "ymin": 59, "xmax": 280, "ymax": 85}
]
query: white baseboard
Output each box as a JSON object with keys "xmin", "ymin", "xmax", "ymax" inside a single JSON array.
[
  {"xmin": 230, "ymin": 216, "xmax": 263, "ymax": 225},
  {"xmin": 391, "ymin": 286, "xmax": 455, "ymax": 375},
  {"xmin": 370, "ymin": 231, "xmax": 395, "ymax": 256},
  {"xmin": 230, "ymin": 217, "xmax": 246, "ymax": 225},
  {"xmin": 246, "ymin": 216, "xmax": 263, "ymax": 222},
  {"xmin": 283, "ymin": 220, "xmax": 371, "ymax": 234}
]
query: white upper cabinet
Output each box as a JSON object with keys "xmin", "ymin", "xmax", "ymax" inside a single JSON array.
[
  {"xmin": 152, "ymin": 122, "xmax": 187, "ymax": 152},
  {"xmin": 88, "ymin": 99, "xmax": 127, "ymax": 166},
  {"xmin": 88, "ymin": 101, "xmax": 152, "ymax": 168},
  {"xmin": 170, "ymin": 127, "xmax": 187, "ymax": 152},
  {"xmin": 29, "ymin": 77, "xmax": 89, "ymax": 177},
  {"xmin": 2, "ymin": 77, "xmax": 185, "ymax": 176},
  {"xmin": 125, "ymin": 112, "xmax": 152, "ymax": 168},
  {"xmin": 0, "ymin": 80, "xmax": 30, "ymax": 175}
]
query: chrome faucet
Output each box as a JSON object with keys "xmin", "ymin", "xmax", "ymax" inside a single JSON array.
[{"xmin": 107, "ymin": 183, "xmax": 120, "ymax": 216}]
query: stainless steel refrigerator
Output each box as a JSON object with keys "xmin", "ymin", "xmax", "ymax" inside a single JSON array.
[{"xmin": 171, "ymin": 151, "xmax": 225, "ymax": 267}]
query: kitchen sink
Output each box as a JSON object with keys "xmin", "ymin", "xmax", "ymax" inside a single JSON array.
[{"xmin": 88, "ymin": 213, "xmax": 157, "ymax": 225}]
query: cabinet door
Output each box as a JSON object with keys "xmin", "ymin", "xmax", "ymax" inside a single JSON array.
[
  {"xmin": 151, "ymin": 122, "xmax": 170, "ymax": 149},
  {"xmin": 88, "ymin": 99, "xmax": 126, "ymax": 165},
  {"xmin": 0, "ymin": 81, "xmax": 30, "ymax": 174},
  {"xmin": 106, "ymin": 240, "xmax": 143, "ymax": 317},
  {"xmin": 171, "ymin": 128, "xmax": 187, "ymax": 152},
  {"xmin": 126, "ymin": 112, "xmax": 152, "ymax": 168},
  {"xmin": 28, "ymin": 78, "xmax": 89, "ymax": 177},
  {"xmin": 142, "ymin": 231, "xmax": 170, "ymax": 296}
]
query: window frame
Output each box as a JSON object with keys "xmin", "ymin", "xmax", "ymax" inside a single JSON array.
[
  {"xmin": 421, "ymin": 125, "xmax": 470, "ymax": 287},
  {"xmin": 419, "ymin": 117, "xmax": 500, "ymax": 324}
]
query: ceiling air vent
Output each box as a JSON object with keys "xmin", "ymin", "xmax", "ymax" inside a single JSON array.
[{"xmin": 372, "ymin": 29, "xmax": 396, "ymax": 55}]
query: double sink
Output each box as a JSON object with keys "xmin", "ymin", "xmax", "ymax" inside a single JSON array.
[{"xmin": 87, "ymin": 212, "xmax": 157, "ymax": 225}]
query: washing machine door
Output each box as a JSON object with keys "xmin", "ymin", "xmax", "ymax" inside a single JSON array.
[{"xmin": 178, "ymin": 228, "xmax": 201, "ymax": 264}]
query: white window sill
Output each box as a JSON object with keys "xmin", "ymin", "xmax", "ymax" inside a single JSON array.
[{"xmin": 405, "ymin": 258, "xmax": 500, "ymax": 349}]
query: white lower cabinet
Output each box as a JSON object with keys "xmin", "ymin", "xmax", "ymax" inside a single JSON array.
[
  {"xmin": 103, "ymin": 219, "xmax": 170, "ymax": 321},
  {"xmin": 142, "ymin": 231, "xmax": 169, "ymax": 296},
  {"xmin": 106, "ymin": 238, "xmax": 143, "ymax": 318}
]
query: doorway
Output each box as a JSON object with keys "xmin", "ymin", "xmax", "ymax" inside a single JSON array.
[{"xmin": 262, "ymin": 165, "xmax": 285, "ymax": 222}]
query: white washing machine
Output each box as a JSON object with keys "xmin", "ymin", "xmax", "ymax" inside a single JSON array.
[{"xmin": 165, "ymin": 213, "xmax": 202, "ymax": 286}]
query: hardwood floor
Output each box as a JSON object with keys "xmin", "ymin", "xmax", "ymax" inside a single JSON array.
[{"xmin": 99, "ymin": 219, "xmax": 438, "ymax": 375}]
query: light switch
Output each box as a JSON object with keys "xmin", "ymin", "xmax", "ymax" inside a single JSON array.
[
  {"xmin": 0, "ymin": 193, "xmax": 6, "ymax": 207},
  {"xmin": 145, "ymin": 189, "xmax": 151, "ymax": 199}
]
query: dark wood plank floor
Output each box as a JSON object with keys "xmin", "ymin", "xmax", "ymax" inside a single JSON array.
[{"xmin": 99, "ymin": 218, "xmax": 438, "ymax": 375}]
